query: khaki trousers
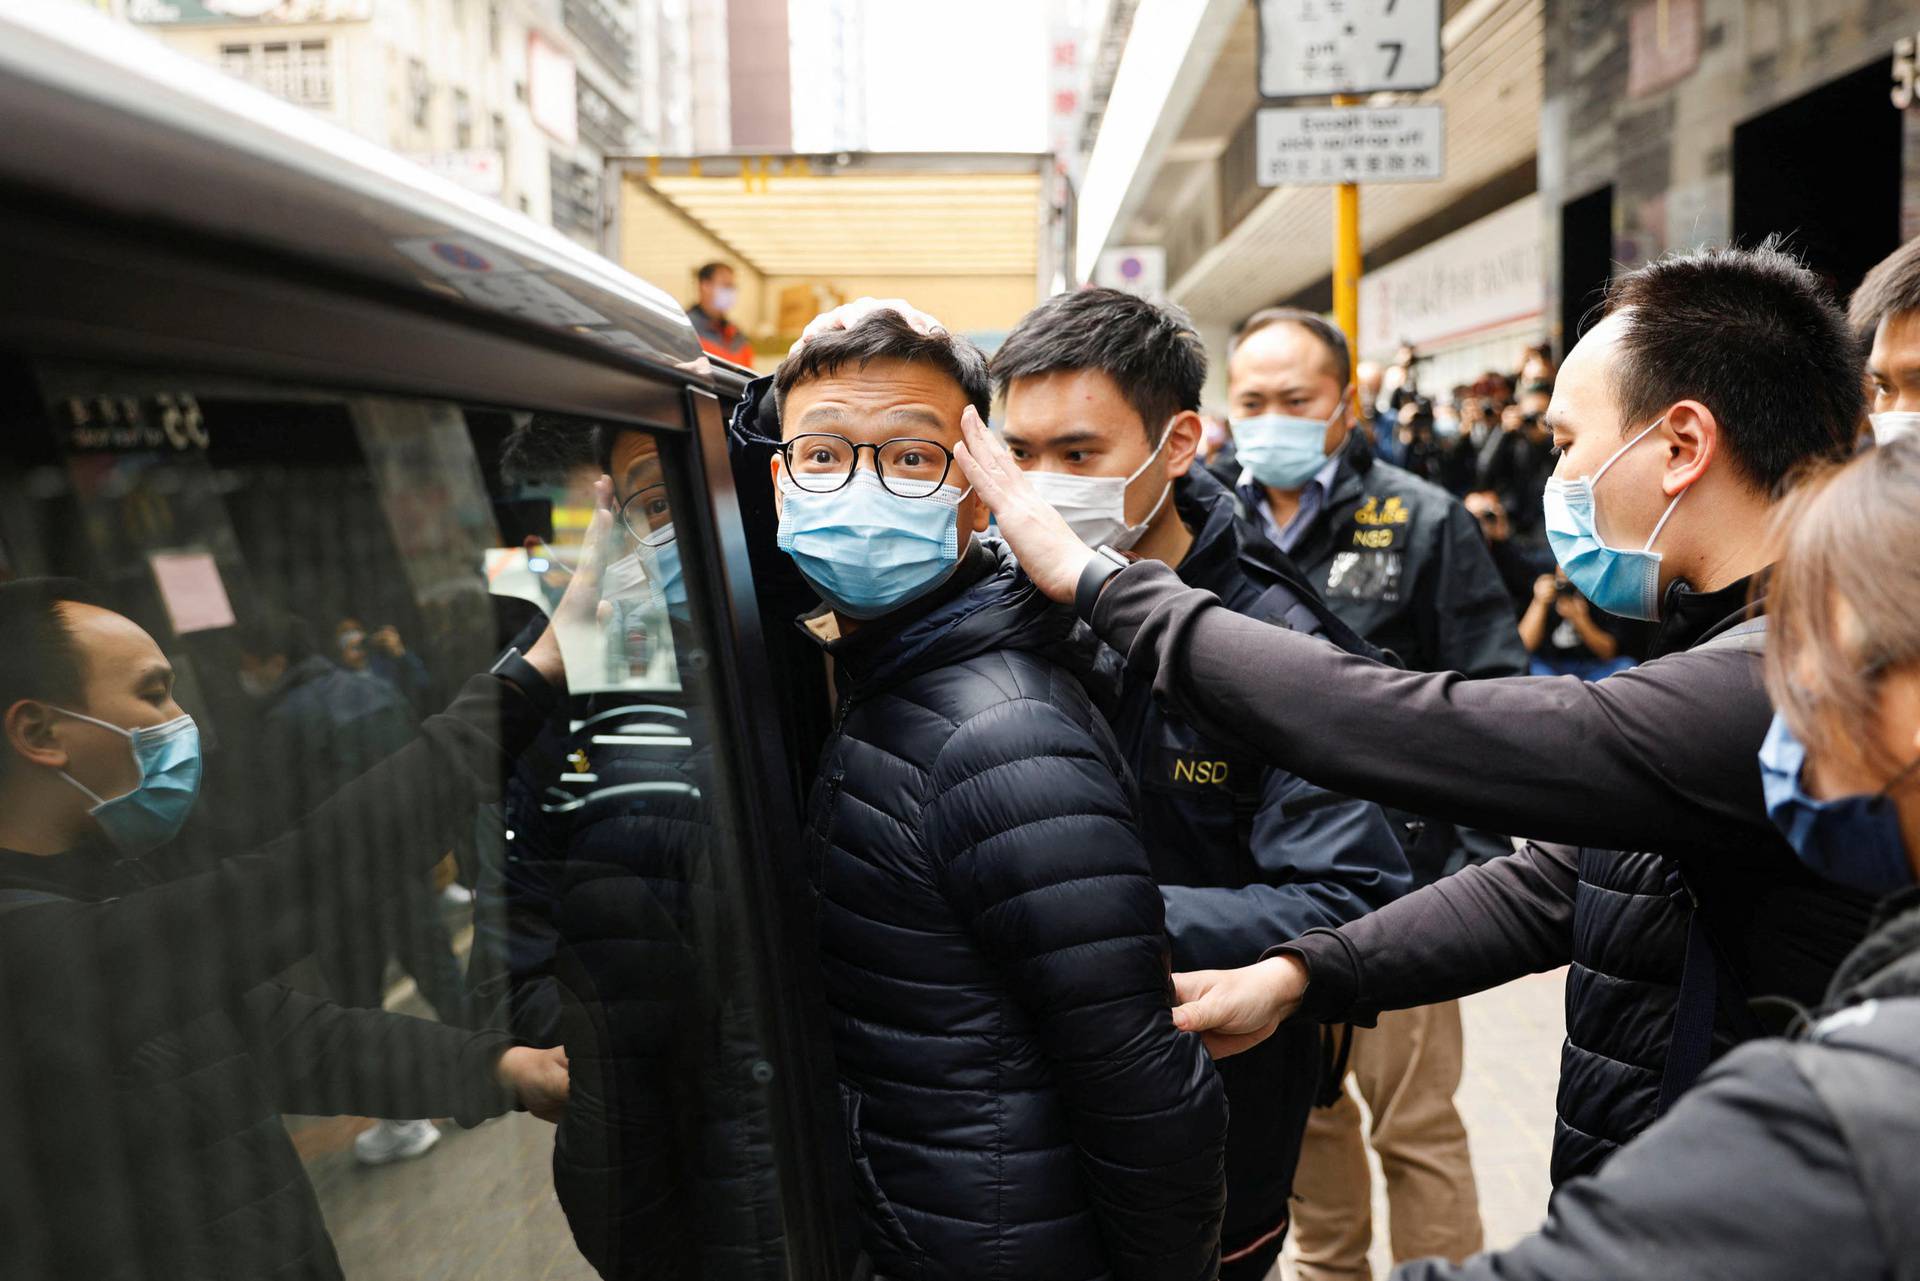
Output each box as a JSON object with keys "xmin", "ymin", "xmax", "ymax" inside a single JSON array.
[{"xmin": 1289, "ymin": 1001, "xmax": 1484, "ymax": 1280}]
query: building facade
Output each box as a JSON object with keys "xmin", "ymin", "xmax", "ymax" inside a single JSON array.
[
  {"xmin": 1542, "ymin": 0, "xmax": 1920, "ymax": 351},
  {"xmin": 120, "ymin": 0, "xmax": 729, "ymax": 248}
]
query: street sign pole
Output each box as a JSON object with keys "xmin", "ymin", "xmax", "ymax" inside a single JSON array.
[
  {"xmin": 1332, "ymin": 93, "xmax": 1362, "ymax": 379},
  {"xmin": 1259, "ymin": 0, "xmax": 1445, "ymax": 393}
]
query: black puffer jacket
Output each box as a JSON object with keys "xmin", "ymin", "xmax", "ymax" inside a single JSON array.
[
  {"xmin": 0, "ymin": 670, "xmax": 548, "ymax": 1281},
  {"xmin": 501, "ymin": 682, "xmax": 785, "ymax": 1280},
  {"xmin": 804, "ymin": 541, "xmax": 1228, "ymax": 1281},
  {"xmin": 1396, "ymin": 891, "xmax": 1920, "ymax": 1280},
  {"xmin": 1285, "ymin": 578, "xmax": 1877, "ymax": 1184}
]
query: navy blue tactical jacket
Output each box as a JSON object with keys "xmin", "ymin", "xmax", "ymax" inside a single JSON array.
[{"xmin": 1111, "ymin": 468, "xmax": 1410, "ymax": 1261}]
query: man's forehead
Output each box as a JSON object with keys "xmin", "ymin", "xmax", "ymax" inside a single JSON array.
[
  {"xmin": 1002, "ymin": 368, "xmax": 1143, "ymax": 441},
  {"xmin": 1228, "ymin": 323, "xmax": 1341, "ymax": 384},
  {"xmin": 782, "ymin": 363, "xmax": 968, "ymax": 439},
  {"xmin": 1869, "ymin": 310, "xmax": 1920, "ymax": 371},
  {"xmin": 61, "ymin": 601, "xmax": 167, "ymax": 674}
]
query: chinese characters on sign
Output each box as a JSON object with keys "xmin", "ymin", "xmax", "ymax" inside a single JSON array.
[
  {"xmin": 1255, "ymin": 105, "xmax": 1445, "ymax": 187},
  {"xmin": 1258, "ymin": 0, "xmax": 1443, "ymax": 99}
]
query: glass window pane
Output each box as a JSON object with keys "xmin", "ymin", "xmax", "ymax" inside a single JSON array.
[{"xmin": 0, "ymin": 364, "xmax": 788, "ymax": 1278}]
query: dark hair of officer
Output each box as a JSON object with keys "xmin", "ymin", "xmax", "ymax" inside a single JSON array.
[
  {"xmin": 1229, "ymin": 307, "xmax": 1353, "ymax": 389},
  {"xmin": 989, "ymin": 287, "xmax": 1206, "ymax": 440},
  {"xmin": 0, "ymin": 578, "xmax": 99, "ymax": 774},
  {"xmin": 774, "ymin": 308, "xmax": 992, "ymax": 422},
  {"xmin": 1602, "ymin": 239, "xmax": 1861, "ymax": 496},
  {"xmin": 1847, "ymin": 235, "xmax": 1920, "ymax": 342},
  {"xmin": 1765, "ymin": 438, "xmax": 1920, "ymax": 779},
  {"xmin": 696, "ymin": 261, "xmax": 732, "ymax": 284},
  {"xmin": 502, "ymin": 414, "xmax": 599, "ymax": 491}
]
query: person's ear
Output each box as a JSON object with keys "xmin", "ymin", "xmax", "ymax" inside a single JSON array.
[
  {"xmin": 965, "ymin": 489, "xmax": 991, "ymax": 535},
  {"xmin": 5, "ymin": 701, "xmax": 70, "ymax": 773},
  {"xmin": 1162, "ymin": 411, "xmax": 1202, "ymax": 480},
  {"xmin": 1661, "ymin": 400, "xmax": 1717, "ymax": 496},
  {"xmin": 768, "ymin": 453, "xmax": 785, "ymax": 513}
]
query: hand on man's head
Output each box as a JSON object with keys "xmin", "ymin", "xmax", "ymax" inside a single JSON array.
[{"xmin": 791, "ymin": 297, "xmax": 947, "ymax": 356}]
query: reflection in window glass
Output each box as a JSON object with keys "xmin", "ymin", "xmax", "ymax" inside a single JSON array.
[{"xmin": 0, "ymin": 365, "xmax": 784, "ymax": 1279}]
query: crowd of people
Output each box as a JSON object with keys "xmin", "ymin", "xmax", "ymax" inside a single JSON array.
[{"xmin": 6, "ymin": 228, "xmax": 1920, "ymax": 1281}]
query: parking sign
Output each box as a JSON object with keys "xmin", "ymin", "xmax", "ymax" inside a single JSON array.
[{"xmin": 1258, "ymin": 0, "xmax": 1444, "ymax": 99}]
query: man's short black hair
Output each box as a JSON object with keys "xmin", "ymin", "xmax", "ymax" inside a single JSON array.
[
  {"xmin": 697, "ymin": 261, "xmax": 733, "ymax": 284},
  {"xmin": 1848, "ymin": 235, "xmax": 1920, "ymax": 342},
  {"xmin": 990, "ymin": 287, "xmax": 1205, "ymax": 439},
  {"xmin": 773, "ymin": 309, "xmax": 992, "ymax": 425},
  {"xmin": 1603, "ymin": 239, "xmax": 1861, "ymax": 495},
  {"xmin": 501, "ymin": 414, "xmax": 600, "ymax": 491},
  {"xmin": 1229, "ymin": 307, "xmax": 1353, "ymax": 389},
  {"xmin": 0, "ymin": 579, "xmax": 100, "ymax": 760}
]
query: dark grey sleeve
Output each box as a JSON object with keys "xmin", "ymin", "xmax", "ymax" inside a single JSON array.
[
  {"xmin": 1283, "ymin": 841, "xmax": 1579, "ymax": 1024},
  {"xmin": 1391, "ymin": 1040, "xmax": 1883, "ymax": 1281},
  {"xmin": 1091, "ymin": 560, "xmax": 1777, "ymax": 860}
]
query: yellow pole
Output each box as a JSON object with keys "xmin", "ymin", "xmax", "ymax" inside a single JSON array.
[{"xmin": 1332, "ymin": 93, "xmax": 1362, "ymax": 382}]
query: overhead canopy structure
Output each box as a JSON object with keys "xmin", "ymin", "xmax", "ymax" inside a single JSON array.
[
  {"xmin": 1077, "ymin": 0, "xmax": 1543, "ymax": 333},
  {"xmin": 611, "ymin": 152, "xmax": 1048, "ymax": 277}
]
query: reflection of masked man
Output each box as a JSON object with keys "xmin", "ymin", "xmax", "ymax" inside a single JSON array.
[{"xmin": 498, "ymin": 423, "xmax": 786, "ymax": 1280}]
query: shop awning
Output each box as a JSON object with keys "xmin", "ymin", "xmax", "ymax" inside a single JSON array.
[{"xmin": 612, "ymin": 153, "xmax": 1048, "ymax": 279}]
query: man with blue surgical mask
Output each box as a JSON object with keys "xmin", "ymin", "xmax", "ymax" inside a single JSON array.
[
  {"xmin": 1848, "ymin": 233, "xmax": 1920, "ymax": 446},
  {"xmin": 1227, "ymin": 308, "xmax": 1523, "ymax": 1281},
  {"xmin": 952, "ymin": 243, "xmax": 1878, "ymax": 1237},
  {"xmin": 741, "ymin": 308, "xmax": 1229, "ymax": 1281},
  {"xmin": 0, "ymin": 554, "xmax": 604, "ymax": 1277},
  {"xmin": 995, "ymin": 287, "xmax": 1411, "ymax": 1281}
]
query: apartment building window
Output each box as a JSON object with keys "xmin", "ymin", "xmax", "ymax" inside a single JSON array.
[
  {"xmin": 409, "ymin": 58, "xmax": 431, "ymax": 130},
  {"xmin": 217, "ymin": 39, "xmax": 331, "ymax": 107},
  {"xmin": 548, "ymin": 153, "xmax": 600, "ymax": 238},
  {"xmin": 562, "ymin": 0, "xmax": 634, "ymax": 85},
  {"xmin": 575, "ymin": 76, "xmax": 632, "ymax": 154},
  {"xmin": 454, "ymin": 89, "xmax": 474, "ymax": 148}
]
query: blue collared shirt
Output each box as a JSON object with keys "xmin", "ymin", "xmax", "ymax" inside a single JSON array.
[{"xmin": 1238, "ymin": 451, "xmax": 1344, "ymax": 554}]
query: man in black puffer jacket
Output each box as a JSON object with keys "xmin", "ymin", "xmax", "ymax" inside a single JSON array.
[
  {"xmin": 759, "ymin": 314, "xmax": 1228, "ymax": 1281},
  {"xmin": 492, "ymin": 423, "xmax": 786, "ymax": 1280},
  {"xmin": 0, "ymin": 575, "xmax": 583, "ymax": 1280},
  {"xmin": 991, "ymin": 289, "xmax": 1411, "ymax": 1280}
]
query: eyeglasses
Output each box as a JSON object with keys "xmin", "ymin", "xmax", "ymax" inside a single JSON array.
[
  {"xmin": 779, "ymin": 433, "xmax": 954, "ymax": 498},
  {"xmin": 618, "ymin": 484, "xmax": 674, "ymax": 547}
]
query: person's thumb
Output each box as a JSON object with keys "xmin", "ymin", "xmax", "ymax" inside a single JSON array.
[{"xmin": 1171, "ymin": 986, "xmax": 1221, "ymax": 1034}]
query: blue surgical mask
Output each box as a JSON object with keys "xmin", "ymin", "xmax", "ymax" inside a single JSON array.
[
  {"xmin": 53, "ymin": 707, "xmax": 202, "ymax": 855},
  {"xmin": 1232, "ymin": 401, "xmax": 1344, "ymax": 489},
  {"xmin": 777, "ymin": 469, "xmax": 967, "ymax": 619},
  {"xmin": 1542, "ymin": 418, "xmax": 1684, "ymax": 621},
  {"xmin": 1759, "ymin": 713, "xmax": 1918, "ymax": 895},
  {"xmin": 618, "ymin": 525, "xmax": 688, "ymax": 616}
]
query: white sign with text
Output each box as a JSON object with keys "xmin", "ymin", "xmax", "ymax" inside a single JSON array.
[
  {"xmin": 1255, "ymin": 104, "xmax": 1444, "ymax": 187},
  {"xmin": 1258, "ymin": 0, "xmax": 1443, "ymax": 99}
]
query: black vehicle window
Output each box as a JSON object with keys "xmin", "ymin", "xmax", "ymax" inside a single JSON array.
[{"xmin": 0, "ymin": 360, "xmax": 787, "ymax": 1280}]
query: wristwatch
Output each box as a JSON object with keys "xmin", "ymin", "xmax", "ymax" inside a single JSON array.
[{"xmin": 1073, "ymin": 545, "xmax": 1132, "ymax": 624}]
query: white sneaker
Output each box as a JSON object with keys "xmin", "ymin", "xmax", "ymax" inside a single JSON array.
[
  {"xmin": 353, "ymin": 1118, "xmax": 441, "ymax": 1166},
  {"xmin": 439, "ymin": 883, "xmax": 475, "ymax": 907}
]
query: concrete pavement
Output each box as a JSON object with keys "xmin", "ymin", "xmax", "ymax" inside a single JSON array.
[{"xmin": 302, "ymin": 968, "xmax": 1566, "ymax": 1279}]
